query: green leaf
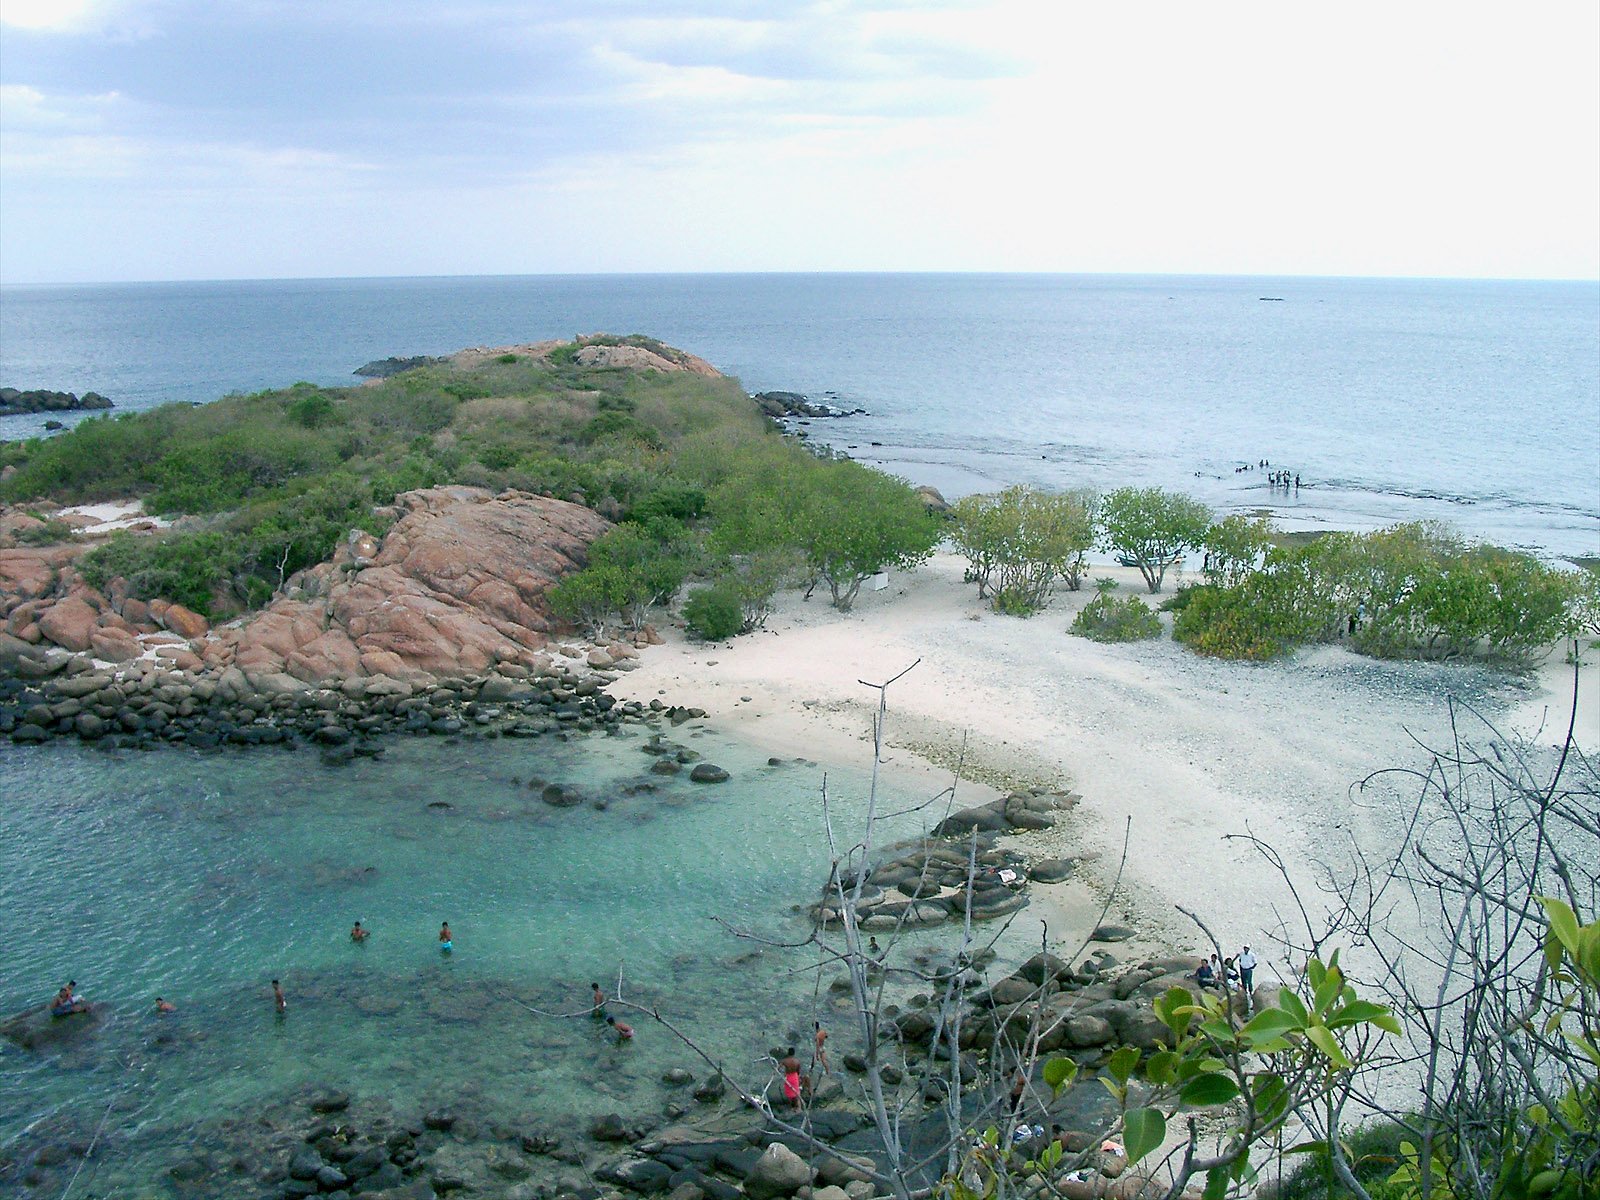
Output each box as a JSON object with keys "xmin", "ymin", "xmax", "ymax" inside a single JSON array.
[
  {"xmin": 1042, "ymin": 1057, "xmax": 1079, "ymax": 1094},
  {"xmin": 1181, "ymin": 1074, "xmax": 1241, "ymax": 1106},
  {"xmin": 1304, "ymin": 1025, "xmax": 1352, "ymax": 1069},
  {"xmin": 1202, "ymin": 1167, "xmax": 1228, "ymax": 1200},
  {"xmin": 1540, "ymin": 896, "xmax": 1581, "ymax": 955},
  {"xmin": 1239, "ymin": 1008, "xmax": 1303, "ymax": 1042},
  {"xmin": 1280, "ymin": 1140, "xmax": 1329, "ymax": 1156},
  {"xmin": 1155, "ymin": 986, "xmax": 1197, "ymax": 1037},
  {"xmin": 1325, "ymin": 999, "xmax": 1399, "ymax": 1033},
  {"xmin": 1143, "ymin": 1050, "xmax": 1179, "ymax": 1086},
  {"xmin": 1311, "ymin": 964, "xmax": 1345, "ymax": 1017},
  {"xmin": 1099, "ymin": 1076, "xmax": 1126, "ymax": 1103},
  {"xmin": 1278, "ymin": 988, "xmax": 1309, "ymax": 1025},
  {"xmin": 1108, "ymin": 1045, "xmax": 1140, "ymax": 1085},
  {"xmin": 1123, "ymin": 1107, "xmax": 1166, "ymax": 1165}
]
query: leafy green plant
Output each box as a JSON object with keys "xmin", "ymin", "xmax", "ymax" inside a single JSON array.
[
  {"xmin": 683, "ymin": 580, "xmax": 745, "ymax": 640},
  {"xmin": 951, "ymin": 485, "xmax": 1098, "ymax": 614},
  {"xmin": 1070, "ymin": 591, "xmax": 1162, "ymax": 642},
  {"xmin": 1099, "ymin": 487, "xmax": 1212, "ymax": 592}
]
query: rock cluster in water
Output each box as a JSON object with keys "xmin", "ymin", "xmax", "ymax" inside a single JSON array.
[
  {"xmin": 812, "ymin": 792, "xmax": 1079, "ymax": 931},
  {"xmin": 0, "ymin": 387, "xmax": 114, "ymax": 417},
  {"xmin": 751, "ymin": 392, "xmax": 866, "ymax": 420}
]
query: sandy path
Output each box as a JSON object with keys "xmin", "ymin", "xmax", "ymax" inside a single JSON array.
[{"xmin": 611, "ymin": 554, "xmax": 1596, "ymax": 982}]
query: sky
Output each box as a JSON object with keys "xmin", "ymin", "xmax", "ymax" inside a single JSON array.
[{"xmin": 1, "ymin": 0, "xmax": 1597, "ymax": 284}]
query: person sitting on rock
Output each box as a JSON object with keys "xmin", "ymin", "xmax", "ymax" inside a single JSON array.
[
  {"xmin": 51, "ymin": 981, "xmax": 89, "ymax": 1016},
  {"xmin": 1195, "ymin": 958, "xmax": 1216, "ymax": 988},
  {"xmin": 350, "ymin": 920, "xmax": 369, "ymax": 943}
]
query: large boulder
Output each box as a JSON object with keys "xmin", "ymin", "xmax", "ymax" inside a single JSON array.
[{"xmin": 744, "ymin": 1144, "xmax": 814, "ymax": 1200}]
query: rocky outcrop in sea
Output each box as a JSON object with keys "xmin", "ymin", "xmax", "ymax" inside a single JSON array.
[{"xmin": 0, "ymin": 387, "xmax": 114, "ymax": 417}]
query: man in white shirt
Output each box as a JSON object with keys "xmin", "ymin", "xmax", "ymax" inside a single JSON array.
[{"xmin": 1238, "ymin": 946, "xmax": 1258, "ymax": 992}]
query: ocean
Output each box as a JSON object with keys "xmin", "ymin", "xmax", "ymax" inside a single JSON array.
[{"xmin": 2, "ymin": 272, "xmax": 1596, "ymax": 559}]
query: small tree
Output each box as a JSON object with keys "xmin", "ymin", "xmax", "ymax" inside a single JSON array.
[
  {"xmin": 1100, "ymin": 487, "xmax": 1212, "ymax": 592},
  {"xmin": 713, "ymin": 456, "xmax": 940, "ymax": 611},
  {"xmin": 1202, "ymin": 514, "xmax": 1277, "ymax": 588},
  {"xmin": 950, "ymin": 486, "xmax": 1098, "ymax": 615}
]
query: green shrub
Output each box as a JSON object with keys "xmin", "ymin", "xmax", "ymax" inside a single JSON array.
[
  {"xmin": 951, "ymin": 485, "xmax": 1098, "ymax": 614},
  {"xmin": 683, "ymin": 581, "xmax": 745, "ymax": 640},
  {"xmin": 496, "ymin": 353, "xmax": 518, "ymax": 365},
  {"xmin": 15, "ymin": 517, "xmax": 74, "ymax": 545},
  {"xmin": 1171, "ymin": 585, "xmax": 1287, "ymax": 659},
  {"xmin": 1070, "ymin": 592, "xmax": 1162, "ymax": 643},
  {"xmin": 80, "ymin": 530, "xmax": 249, "ymax": 618},
  {"xmin": 286, "ymin": 392, "xmax": 339, "ymax": 429}
]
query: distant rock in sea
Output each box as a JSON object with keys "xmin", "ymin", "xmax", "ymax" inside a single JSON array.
[
  {"xmin": 0, "ymin": 388, "xmax": 114, "ymax": 417},
  {"xmin": 753, "ymin": 390, "xmax": 866, "ymax": 419},
  {"xmin": 352, "ymin": 355, "xmax": 444, "ymax": 378}
]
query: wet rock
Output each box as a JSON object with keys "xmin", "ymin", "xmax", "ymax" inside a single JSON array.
[
  {"xmin": 598, "ymin": 1157, "xmax": 675, "ymax": 1193},
  {"xmin": 352, "ymin": 1160, "xmax": 404, "ymax": 1192},
  {"xmin": 288, "ymin": 1149, "xmax": 325, "ymax": 1180},
  {"xmin": 744, "ymin": 1143, "xmax": 813, "ymax": 1199},
  {"xmin": 661, "ymin": 1067, "xmax": 695, "ymax": 1085},
  {"xmin": 592, "ymin": 1113, "xmax": 631, "ymax": 1142},
  {"xmin": 1017, "ymin": 953, "xmax": 1070, "ymax": 986},
  {"xmin": 309, "ymin": 1089, "xmax": 351, "ymax": 1113},
  {"xmin": 422, "ymin": 1108, "xmax": 456, "ymax": 1131},
  {"xmin": 691, "ymin": 1074, "xmax": 726, "ymax": 1103},
  {"xmin": 315, "ymin": 1164, "xmax": 350, "ymax": 1189},
  {"xmin": 688, "ymin": 763, "xmax": 729, "ymax": 783}
]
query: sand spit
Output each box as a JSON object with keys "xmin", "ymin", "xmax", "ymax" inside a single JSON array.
[{"xmin": 612, "ymin": 553, "xmax": 1596, "ymax": 982}]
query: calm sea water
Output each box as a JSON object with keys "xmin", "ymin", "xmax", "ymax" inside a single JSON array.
[
  {"xmin": 0, "ymin": 729, "xmax": 973, "ymax": 1190},
  {"xmin": 2, "ymin": 273, "xmax": 1596, "ymax": 558}
]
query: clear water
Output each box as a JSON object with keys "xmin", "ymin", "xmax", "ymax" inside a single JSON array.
[
  {"xmin": 0, "ymin": 728, "xmax": 949, "ymax": 1190},
  {"xmin": 1, "ymin": 273, "xmax": 1595, "ymax": 558}
]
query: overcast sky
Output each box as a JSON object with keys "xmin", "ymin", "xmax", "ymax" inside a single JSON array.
[{"xmin": 2, "ymin": 0, "xmax": 1596, "ymax": 284}]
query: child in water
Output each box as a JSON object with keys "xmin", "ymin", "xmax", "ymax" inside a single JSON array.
[{"xmin": 439, "ymin": 922, "xmax": 453, "ymax": 952}]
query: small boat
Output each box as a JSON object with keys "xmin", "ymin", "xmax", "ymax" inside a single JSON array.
[{"xmin": 1115, "ymin": 552, "xmax": 1184, "ymax": 569}]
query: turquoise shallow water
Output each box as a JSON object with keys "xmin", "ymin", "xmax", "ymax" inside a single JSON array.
[{"xmin": 0, "ymin": 728, "xmax": 942, "ymax": 1191}]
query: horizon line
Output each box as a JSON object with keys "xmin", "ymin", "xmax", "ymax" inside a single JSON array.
[{"xmin": 4, "ymin": 267, "xmax": 1599, "ymax": 290}]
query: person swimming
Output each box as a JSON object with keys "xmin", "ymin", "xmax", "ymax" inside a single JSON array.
[
  {"xmin": 439, "ymin": 921, "xmax": 453, "ymax": 952},
  {"xmin": 350, "ymin": 920, "xmax": 369, "ymax": 943},
  {"xmin": 155, "ymin": 997, "xmax": 176, "ymax": 1014}
]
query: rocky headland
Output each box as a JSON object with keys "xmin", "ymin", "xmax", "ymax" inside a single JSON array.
[
  {"xmin": 0, "ymin": 485, "xmax": 711, "ymax": 755},
  {"xmin": 0, "ymin": 387, "xmax": 114, "ymax": 417}
]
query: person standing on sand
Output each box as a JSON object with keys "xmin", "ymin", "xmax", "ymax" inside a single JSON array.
[
  {"xmin": 1238, "ymin": 946, "xmax": 1257, "ymax": 993},
  {"xmin": 272, "ymin": 980, "xmax": 287, "ymax": 1014},
  {"xmin": 813, "ymin": 1021, "xmax": 830, "ymax": 1076}
]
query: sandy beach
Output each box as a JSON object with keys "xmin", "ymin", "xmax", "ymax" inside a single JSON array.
[{"xmin": 612, "ymin": 553, "xmax": 1598, "ymax": 984}]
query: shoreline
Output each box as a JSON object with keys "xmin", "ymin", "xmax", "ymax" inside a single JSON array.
[{"xmin": 611, "ymin": 552, "xmax": 1597, "ymax": 974}]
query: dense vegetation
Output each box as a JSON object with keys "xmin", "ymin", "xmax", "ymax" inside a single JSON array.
[
  {"xmin": 0, "ymin": 340, "xmax": 938, "ymax": 625},
  {"xmin": 950, "ymin": 485, "xmax": 1591, "ymax": 666}
]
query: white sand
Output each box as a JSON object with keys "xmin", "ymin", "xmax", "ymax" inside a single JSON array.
[{"xmin": 612, "ymin": 554, "xmax": 1597, "ymax": 981}]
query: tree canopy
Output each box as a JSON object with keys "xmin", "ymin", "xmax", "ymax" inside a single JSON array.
[{"xmin": 1099, "ymin": 487, "xmax": 1212, "ymax": 592}]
